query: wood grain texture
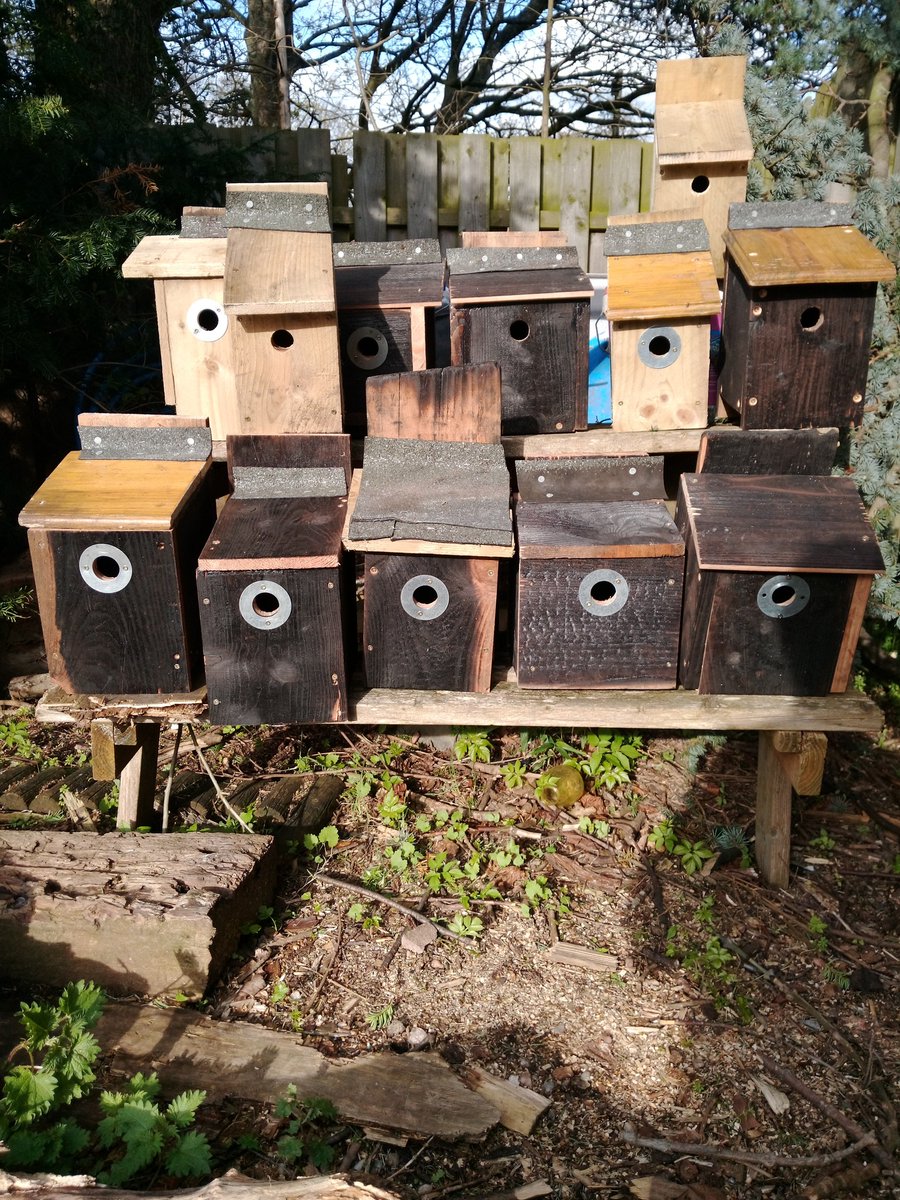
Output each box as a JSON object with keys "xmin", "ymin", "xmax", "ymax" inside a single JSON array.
[
  {"xmin": 19, "ymin": 453, "xmax": 211, "ymax": 532},
  {"xmin": 696, "ymin": 427, "xmax": 840, "ymax": 475},
  {"xmin": 724, "ymin": 225, "xmax": 896, "ymax": 287},
  {"xmin": 655, "ymin": 54, "xmax": 747, "ymax": 106},
  {"xmin": 516, "ymin": 554, "xmax": 682, "ymax": 688},
  {"xmin": 831, "ymin": 574, "xmax": 873, "ymax": 693},
  {"xmin": 652, "ymin": 161, "xmax": 748, "ymax": 278},
  {"xmin": 229, "ymin": 313, "xmax": 343, "ymax": 433},
  {"xmin": 353, "ymin": 129, "xmax": 388, "ymax": 241},
  {"xmin": 515, "ymin": 455, "xmax": 666, "ymax": 502},
  {"xmin": 719, "ymin": 265, "xmax": 878, "ymax": 429},
  {"xmin": 121, "ymin": 235, "xmax": 225, "ymax": 279},
  {"xmin": 695, "ymin": 569, "xmax": 857, "ymax": 694},
  {"xmin": 459, "ymin": 133, "xmax": 492, "ymax": 230},
  {"xmin": 151, "ymin": 277, "xmax": 240, "ymax": 441},
  {"xmin": 655, "ymin": 100, "xmax": 753, "ymax": 164},
  {"xmin": 0, "ymin": 832, "xmax": 276, "ymax": 997},
  {"xmin": 338, "ymin": 308, "xmax": 416, "ymax": 433},
  {"xmin": 610, "ymin": 318, "xmax": 711, "ymax": 432},
  {"xmin": 78, "ymin": 413, "xmax": 209, "ymax": 431},
  {"xmin": 461, "ymin": 230, "xmax": 568, "ymax": 248},
  {"xmin": 406, "ymin": 133, "xmax": 440, "ymax": 237},
  {"xmin": 227, "ymin": 433, "xmax": 351, "ymax": 488},
  {"xmin": 333, "ymin": 262, "xmax": 444, "ymax": 309},
  {"xmin": 224, "ymin": 228, "xmax": 336, "ymax": 315},
  {"xmin": 366, "ymin": 363, "xmax": 502, "ymax": 443},
  {"xmin": 606, "ymin": 252, "xmax": 721, "ymax": 320},
  {"xmin": 451, "ymin": 299, "xmax": 589, "ymax": 434},
  {"xmin": 116, "ymin": 723, "xmax": 160, "ymax": 830},
  {"xmin": 508, "ymin": 137, "xmax": 542, "ymax": 230},
  {"xmin": 448, "ymin": 266, "xmax": 593, "ymax": 305},
  {"xmin": 199, "ymin": 497, "xmax": 346, "ymax": 569},
  {"xmin": 503, "ymin": 428, "xmax": 705, "ymax": 458},
  {"xmin": 516, "ymin": 500, "xmax": 683, "ymax": 560},
  {"xmin": 363, "ymin": 553, "xmax": 498, "ymax": 691},
  {"xmin": 199, "ymin": 565, "xmax": 347, "ymax": 723},
  {"xmin": 680, "ymin": 474, "xmax": 885, "ymax": 573},
  {"xmin": 755, "ymin": 731, "xmax": 794, "ymax": 888}
]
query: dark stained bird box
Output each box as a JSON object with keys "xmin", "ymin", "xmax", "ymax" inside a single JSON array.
[
  {"xmin": 678, "ymin": 473, "xmax": 885, "ymax": 694},
  {"xmin": 345, "ymin": 364, "xmax": 513, "ymax": 692},
  {"xmin": 447, "ymin": 246, "xmax": 592, "ymax": 435},
  {"xmin": 121, "ymin": 229, "xmax": 237, "ymax": 442},
  {"xmin": 719, "ymin": 202, "xmax": 896, "ymax": 429},
  {"xmin": 223, "ymin": 182, "xmax": 344, "ymax": 434},
  {"xmin": 332, "ymin": 239, "xmax": 444, "ymax": 436},
  {"xmin": 515, "ymin": 499, "xmax": 684, "ymax": 688},
  {"xmin": 652, "ymin": 55, "xmax": 753, "ymax": 277},
  {"xmin": 605, "ymin": 216, "xmax": 721, "ymax": 432},
  {"xmin": 19, "ymin": 417, "xmax": 217, "ymax": 694},
  {"xmin": 197, "ymin": 435, "xmax": 352, "ymax": 724}
]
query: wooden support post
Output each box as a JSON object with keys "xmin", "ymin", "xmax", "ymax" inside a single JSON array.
[
  {"xmin": 756, "ymin": 730, "xmax": 828, "ymax": 888},
  {"xmin": 90, "ymin": 719, "xmax": 161, "ymax": 831}
]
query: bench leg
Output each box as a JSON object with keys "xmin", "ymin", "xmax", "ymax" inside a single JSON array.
[
  {"xmin": 756, "ymin": 730, "xmax": 828, "ymax": 888},
  {"xmin": 90, "ymin": 719, "xmax": 161, "ymax": 831}
]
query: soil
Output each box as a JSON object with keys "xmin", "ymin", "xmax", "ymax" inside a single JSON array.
[{"xmin": 1, "ymin": 589, "xmax": 899, "ymax": 1198}]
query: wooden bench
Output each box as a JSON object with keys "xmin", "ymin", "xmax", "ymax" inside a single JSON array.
[{"xmin": 35, "ymin": 681, "xmax": 882, "ymax": 891}]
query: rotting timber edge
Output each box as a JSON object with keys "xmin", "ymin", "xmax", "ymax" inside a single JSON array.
[{"xmin": 33, "ymin": 681, "xmax": 882, "ymax": 891}]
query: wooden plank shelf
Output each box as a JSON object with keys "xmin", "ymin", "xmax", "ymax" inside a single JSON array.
[{"xmin": 502, "ymin": 428, "xmax": 706, "ymax": 459}]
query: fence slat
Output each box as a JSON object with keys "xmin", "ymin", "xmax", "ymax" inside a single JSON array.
[
  {"xmin": 407, "ymin": 133, "xmax": 440, "ymax": 236},
  {"xmin": 509, "ymin": 138, "xmax": 542, "ymax": 229},
  {"xmin": 386, "ymin": 134, "xmax": 408, "ymax": 238},
  {"xmin": 558, "ymin": 137, "xmax": 593, "ymax": 267},
  {"xmin": 353, "ymin": 130, "xmax": 387, "ymax": 240},
  {"xmin": 458, "ymin": 134, "xmax": 492, "ymax": 230},
  {"xmin": 491, "ymin": 138, "xmax": 510, "ymax": 227},
  {"xmin": 438, "ymin": 137, "xmax": 461, "ymax": 253},
  {"xmin": 540, "ymin": 137, "xmax": 563, "ymax": 229}
]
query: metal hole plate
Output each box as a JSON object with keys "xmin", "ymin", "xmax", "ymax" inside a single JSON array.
[
  {"xmin": 756, "ymin": 574, "xmax": 811, "ymax": 619},
  {"xmin": 186, "ymin": 298, "xmax": 229, "ymax": 342},
  {"xmin": 346, "ymin": 325, "xmax": 390, "ymax": 370},
  {"xmin": 638, "ymin": 326, "xmax": 682, "ymax": 370},
  {"xmin": 79, "ymin": 544, "xmax": 133, "ymax": 594},
  {"xmin": 239, "ymin": 580, "xmax": 293, "ymax": 630},
  {"xmin": 578, "ymin": 568, "xmax": 630, "ymax": 616},
  {"xmin": 400, "ymin": 574, "xmax": 450, "ymax": 621}
]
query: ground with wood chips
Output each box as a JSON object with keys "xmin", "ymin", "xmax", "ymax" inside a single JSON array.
[{"xmin": 1, "ymin": 668, "xmax": 899, "ymax": 1200}]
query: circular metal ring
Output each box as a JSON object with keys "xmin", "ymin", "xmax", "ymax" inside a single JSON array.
[
  {"xmin": 347, "ymin": 325, "xmax": 389, "ymax": 370},
  {"xmin": 79, "ymin": 544, "xmax": 133, "ymax": 594},
  {"xmin": 637, "ymin": 325, "xmax": 682, "ymax": 369},
  {"xmin": 239, "ymin": 580, "xmax": 292, "ymax": 630},
  {"xmin": 186, "ymin": 298, "xmax": 229, "ymax": 343},
  {"xmin": 756, "ymin": 574, "xmax": 811, "ymax": 619},
  {"xmin": 400, "ymin": 574, "xmax": 450, "ymax": 621},
  {"xmin": 578, "ymin": 568, "xmax": 630, "ymax": 616}
]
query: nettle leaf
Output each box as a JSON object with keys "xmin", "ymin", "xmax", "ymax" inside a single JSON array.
[
  {"xmin": 113, "ymin": 1099, "xmax": 161, "ymax": 1145},
  {"xmin": 166, "ymin": 1089, "xmax": 206, "ymax": 1129},
  {"xmin": 127, "ymin": 1072, "xmax": 161, "ymax": 1101},
  {"xmin": 166, "ymin": 1129, "xmax": 211, "ymax": 1178},
  {"xmin": 277, "ymin": 1132, "xmax": 307, "ymax": 1161},
  {"xmin": 5, "ymin": 1126, "xmax": 53, "ymax": 1167},
  {"xmin": 101, "ymin": 1133, "xmax": 164, "ymax": 1187},
  {"xmin": 3, "ymin": 1066, "xmax": 57, "ymax": 1121},
  {"xmin": 17, "ymin": 1002, "xmax": 59, "ymax": 1049},
  {"xmin": 57, "ymin": 981, "xmax": 106, "ymax": 1028}
]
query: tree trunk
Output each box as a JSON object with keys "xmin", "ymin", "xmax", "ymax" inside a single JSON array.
[{"xmin": 245, "ymin": 0, "xmax": 283, "ymax": 128}]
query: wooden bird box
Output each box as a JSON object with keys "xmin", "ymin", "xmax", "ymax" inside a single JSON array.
[
  {"xmin": 333, "ymin": 239, "xmax": 444, "ymax": 436},
  {"xmin": 19, "ymin": 416, "xmax": 218, "ymax": 694},
  {"xmin": 121, "ymin": 229, "xmax": 237, "ymax": 442},
  {"xmin": 447, "ymin": 246, "xmax": 592, "ymax": 435},
  {"xmin": 678, "ymin": 473, "xmax": 884, "ymax": 694},
  {"xmin": 652, "ymin": 55, "xmax": 753, "ymax": 277},
  {"xmin": 515, "ymin": 492, "xmax": 684, "ymax": 689},
  {"xmin": 605, "ymin": 216, "xmax": 720, "ymax": 432},
  {"xmin": 345, "ymin": 364, "xmax": 513, "ymax": 692},
  {"xmin": 719, "ymin": 202, "xmax": 896, "ymax": 429},
  {"xmin": 223, "ymin": 182, "xmax": 344, "ymax": 434},
  {"xmin": 197, "ymin": 435, "xmax": 352, "ymax": 724}
]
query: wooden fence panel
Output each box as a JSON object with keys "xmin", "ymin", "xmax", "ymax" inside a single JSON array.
[
  {"xmin": 352, "ymin": 130, "xmax": 387, "ymax": 240},
  {"xmin": 406, "ymin": 134, "xmax": 439, "ymax": 237},
  {"xmin": 459, "ymin": 134, "xmax": 492, "ymax": 231},
  {"xmin": 559, "ymin": 137, "xmax": 594, "ymax": 268},
  {"xmin": 509, "ymin": 138, "xmax": 542, "ymax": 229}
]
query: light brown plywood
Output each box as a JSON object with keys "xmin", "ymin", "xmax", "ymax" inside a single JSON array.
[
  {"xmin": 366, "ymin": 364, "xmax": 501, "ymax": 443},
  {"xmin": 656, "ymin": 54, "xmax": 747, "ymax": 106},
  {"xmin": 606, "ymin": 251, "xmax": 720, "ymax": 320},
  {"xmin": 19, "ymin": 453, "xmax": 208, "ymax": 531},
  {"xmin": 655, "ymin": 101, "xmax": 753, "ymax": 164},
  {"xmin": 724, "ymin": 225, "xmax": 897, "ymax": 287},
  {"xmin": 460, "ymin": 230, "xmax": 568, "ymax": 247},
  {"xmin": 610, "ymin": 318, "xmax": 711, "ymax": 432},
  {"xmin": 224, "ymin": 228, "xmax": 336, "ymax": 316},
  {"xmin": 121, "ymin": 236, "xmax": 225, "ymax": 279},
  {"xmin": 229, "ymin": 314, "xmax": 343, "ymax": 433},
  {"xmin": 652, "ymin": 160, "xmax": 749, "ymax": 277}
]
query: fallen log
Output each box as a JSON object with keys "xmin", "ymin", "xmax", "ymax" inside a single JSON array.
[
  {"xmin": 0, "ymin": 831, "xmax": 276, "ymax": 998},
  {"xmin": 0, "ymin": 1168, "xmax": 400, "ymax": 1200}
]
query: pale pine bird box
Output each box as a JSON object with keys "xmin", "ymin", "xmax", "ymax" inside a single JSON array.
[
  {"xmin": 121, "ymin": 212, "xmax": 237, "ymax": 443},
  {"xmin": 678, "ymin": 473, "xmax": 884, "ymax": 695},
  {"xmin": 19, "ymin": 416, "xmax": 218, "ymax": 694},
  {"xmin": 652, "ymin": 55, "xmax": 753, "ymax": 277},
  {"xmin": 223, "ymin": 182, "xmax": 344, "ymax": 434},
  {"xmin": 332, "ymin": 239, "xmax": 444, "ymax": 436},
  {"xmin": 447, "ymin": 246, "xmax": 592, "ymax": 435},
  {"xmin": 197, "ymin": 435, "xmax": 352, "ymax": 724},
  {"xmin": 605, "ymin": 215, "xmax": 720, "ymax": 432},
  {"xmin": 719, "ymin": 202, "xmax": 897, "ymax": 429}
]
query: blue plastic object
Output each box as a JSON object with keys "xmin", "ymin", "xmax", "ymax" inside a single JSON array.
[{"xmin": 588, "ymin": 333, "xmax": 612, "ymax": 426}]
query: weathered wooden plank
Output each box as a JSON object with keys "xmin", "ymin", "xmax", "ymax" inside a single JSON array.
[
  {"xmin": 352, "ymin": 130, "xmax": 387, "ymax": 240},
  {"xmin": 0, "ymin": 832, "xmax": 277, "ymax": 997},
  {"xmin": 558, "ymin": 138, "xmax": 593, "ymax": 267},
  {"xmin": 95, "ymin": 1004, "xmax": 500, "ymax": 1138},
  {"xmin": 406, "ymin": 133, "xmax": 440, "ymax": 237},
  {"xmin": 385, "ymin": 134, "xmax": 407, "ymax": 239},
  {"xmin": 459, "ymin": 134, "xmax": 492, "ymax": 230},
  {"xmin": 509, "ymin": 138, "xmax": 542, "ymax": 230},
  {"xmin": 503, "ymin": 428, "xmax": 705, "ymax": 458},
  {"xmin": 0, "ymin": 1175, "xmax": 401, "ymax": 1200}
]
